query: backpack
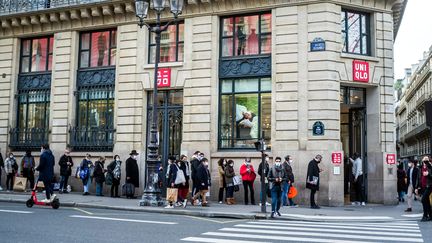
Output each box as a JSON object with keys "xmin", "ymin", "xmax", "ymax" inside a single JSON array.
[{"xmin": 23, "ymin": 156, "xmax": 33, "ymax": 168}]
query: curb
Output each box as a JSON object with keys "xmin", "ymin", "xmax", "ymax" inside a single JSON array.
[
  {"xmin": 0, "ymin": 198, "xmax": 421, "ymax": 222},
  {"xmin": 0, "ymin": 198, "xmax": 257, "ymax": 220}
]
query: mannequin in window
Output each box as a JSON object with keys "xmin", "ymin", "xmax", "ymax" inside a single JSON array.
[
  {"xmin": 247, "ymin": 28, "xmax": 258, "ymax": 54},
  {"xmin": 237, "ymin": 26, "xmax": 246, "ymax": 55},
  {"xmin": 97, "ymin": 34, "xmax": 107, "ymax": 66},
  {"xmin": 238, "ymin": 111, "xmax": 258, "ymax": 139},
  {"xmin": 33, "ymin": 42, "xmax": 42, "ymax": 71}
]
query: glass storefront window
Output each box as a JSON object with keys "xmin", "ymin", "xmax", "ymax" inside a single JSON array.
[
  {"xmin": 219, "ymin": 78, "xmax": 271, "ymax": 149},
  {"xmin": 149, "ymin": 22, "xmax": 184, "ymax": 63},
  {"xmin": 20, "ymin": 36, "xmax": 53, "ymax": 73},
  {"xmin": 341, "ymin": 10, "xmax": 370, "ymax": 55},
  {"xmin": 221, "ymin": 13, "xmax": 272, "ymax": 57},
  {"xmin": 340, "ymin": 86, "xmax": 365, "ymax": 106},
  {"xmin": 77, "ymin": 89, "xmax": 114, "ymax": 128},
  {"xmin": 17, "ymin": 91, "xmax": 50, "ymax": 131},
  {"xmin": 79, "ymin": 30, "xmax": 117, "ymax": 68}
]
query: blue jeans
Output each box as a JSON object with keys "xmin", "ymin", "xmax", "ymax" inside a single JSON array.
[
  {"xmin": 282, "ymin": 181, "xmax": 289, "ymax": 206},
  {"xmin": 83, "ymin": 177, "xmax": 92, "ymax": 193},
  {"xmin": 96, "ymin": 182, "xmax": 103, "ymax": 196},
  {"xmin": 271, "ymin": 185, "xmax": 282, "ymax": 213}
]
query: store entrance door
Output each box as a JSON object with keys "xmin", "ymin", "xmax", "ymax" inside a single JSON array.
[{"xmin": 340, "ymin": 87, "xmax": 367, "ymax": 204}]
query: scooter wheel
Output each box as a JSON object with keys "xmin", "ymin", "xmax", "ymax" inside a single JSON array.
[
  {"xmin": 51, "ymin": 199, "xmax": 60, "ymax": 209},
  {"xmin": 26, "ymin": 199, "xmax": 34, "ymax": 208}
]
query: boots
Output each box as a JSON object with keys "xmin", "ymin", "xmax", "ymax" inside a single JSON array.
[{"xmin": 227, "ymin": 198, "xmax": 233, "ymax": 205}]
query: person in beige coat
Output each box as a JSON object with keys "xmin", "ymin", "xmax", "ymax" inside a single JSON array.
[{"xmin": 217, "ymin": 158, "xmax": 227, "ymax": 204}]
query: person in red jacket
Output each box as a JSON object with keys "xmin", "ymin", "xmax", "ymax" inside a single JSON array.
[{"xmin": 240, "ymin": 157, "xmax": 256, "ymax": 205}]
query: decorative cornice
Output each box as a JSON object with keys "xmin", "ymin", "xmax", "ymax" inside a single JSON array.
[
  {"xmin": 77, "ymin": 67, "xmax": 116, "ymax": 88},
  {"xmin": 18, "ymin": 72, "xmax": 52, "ymax": 91}
]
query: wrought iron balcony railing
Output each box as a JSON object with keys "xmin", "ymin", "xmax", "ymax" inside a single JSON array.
[
  {"xmin": 9, "ymin": 127, "xmax": 49, "ymax": 150},
  {"xmin": 0, "ymin": 0, "xmax": 107, "ymax": 16},
  {"xmin": 69, "ymin": 126, "xmax": 115, "ymax": 151}
]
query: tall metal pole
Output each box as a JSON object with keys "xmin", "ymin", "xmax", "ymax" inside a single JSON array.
[
  {"xmin": 260, "ymin": 131, "xmax": 266, "ymax": 214},
  {"xmin": 140, "ymin": 11, "xmax": 162, "ymax": 207}
]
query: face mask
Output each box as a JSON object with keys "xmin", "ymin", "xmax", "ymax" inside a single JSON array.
[
  {"xmin": 223, "ymin": 161, "xmax": 227, "ymax": 166},
  {"xmin": 41, "ymin": 149, "xmax": 44, "ymax": 153},
  {"xmin": 204, "ymin": 162, "xmax": 209, "ymax": 167},
  {"xmin": 265, "ymin": 157, "xmax": 269, "ymax": 162},
  {"xmin": 116, "ymin": 158, "xmax": 120, "ymax": 162},
  {"xmin": 289, "ymin": 160, "xmax": 293, "ymax": 163},
  {"xmin": 408, "ymin": 163, "xmax": 413, "ymax": 167},
  {"xmin": 9, "ymin": 155, "xmax": 13, "ymax": 159},
  {"xmin": 275, "ymin": 162, "xmax": 281, "ymax": 167},
  {"xmin": 230, "ymin": 164, "xmax": 234, "ymax": 167},
  {"xmin": 132, "ymin": 155, "xmax": 137, "ymax": 160}
]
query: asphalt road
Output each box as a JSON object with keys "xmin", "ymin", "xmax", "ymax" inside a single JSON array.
[{"xmin": 0, "ymin": 202, "xmax": 430, "ymax": 243}]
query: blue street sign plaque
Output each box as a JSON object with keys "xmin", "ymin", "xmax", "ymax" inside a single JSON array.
[
  {"xmin": 312, "ymin": 121, "xmax": 325, "ymax": 136},
  {"xmin": 311, "ymin": 37, "xmax": 326, "ymax": 52}
]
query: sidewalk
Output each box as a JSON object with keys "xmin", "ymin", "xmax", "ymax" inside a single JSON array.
[{"xmin": 0, "ymin": 191, "xmax": 424, "ymax": 222}]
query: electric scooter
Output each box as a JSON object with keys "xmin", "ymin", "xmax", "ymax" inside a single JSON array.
[{"xmin": 26, "ymin": 178, "xmax": 60, "ymax": 209}]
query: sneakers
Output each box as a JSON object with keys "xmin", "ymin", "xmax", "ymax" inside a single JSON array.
[
  {"xmin": 276, "ymin": 211, "xmax": 282, "ymax": 217},
  {"xmin": 351, "ymin": 201, "xmax": 360, "ymax": 206},
  {"xmin": 40, "ymin": 199, "xmax": 50, "ymax": 203},
  {"xmin": 405, "ymin": 208, "xmax": 412, "ymax": 212},
  {"xmin": 290, "ymin": 204, "xmax": 299, "ymax": 208},
  {"xmin": 420, "ymin": 216, "xmax": 430, "ymax": 222},
  {"xmin": 174, "ymin": 202, "xmax": 183, "ymax": 207},
  {"xmin": 266, "ymin": 202, "xmax": 271, "ymax": 206},
  {"xmin": 271, "ymin": 212, "xmax": 275, "ymax": 218},
  {"xmin": 164, "ymin": 205, "xmax": 174, "ymax": 209},
  {"xmin": 183, "ymin": 199, "xmax": 188, "ymax": 208},
  {"xmin": 361, "ymin": 202, "xmax": 366, "ymax": 206},
  {"xmin": 0, "ymin": 186, "xmax": 3, "ymax": 191},
  {"xmin": 219, "ymin": 201, "xmax": 223, "ymax": 204}
]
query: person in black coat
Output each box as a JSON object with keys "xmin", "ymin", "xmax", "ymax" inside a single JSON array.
[
  {"xmin": 107, "ymin": 155, "xmax": 122, "ymax": 198},
  {"xmin": 0, "ymin": 148, "xmax": 3, "ymax": 191},
  {"xmin": 420, "ymin": 157, "xmax": 432, "ymax": 221},
  {"xmin": 397, "ymin": 163, "xmax": 407, "ymax": 202},
  {"xmin": 165, "ymin": 157, "xmax": 178, "ymax": 208},
  {"xmin": 405, "ymin": 160, "xmax": 419, "ymax": 212},
  {"xmin": 94, "ymin": 156, "xmax": 106, "ymax": 196},
  {"xmin": 306, "ymin": 155, "xmax": 322, "ymax": 209},
  {"xmin": 192, "ymin": 158, "xmax": 211, "ymax": 206},
  {"xmin": 36, "ymin": 144, "xmax": 55, "ymax": 203},
  {"xmin": 258, "ymin": 154, "xmax": 270, "ymax": 205},
  {"xmin": 268, "ymin": 157, "xmax": 287, "ymax": 218},
  {"xmin": 126, "ymin": 150, "xmax": 140, "ymax": 199},
  {"xmin": 190, "ymin": 151, "xmax": 201, "ymax": 197},
  {"xmin": 58, "ymin": 148, "xmax": 73, "ymax": 193}
]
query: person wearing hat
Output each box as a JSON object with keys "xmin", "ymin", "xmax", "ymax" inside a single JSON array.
[
  {"xmin": 306, "ymin": 155, "xmax": 323, "ymax": 209},
  {"xmin": 126, "ymin": 150, "xmax": 140, "ymax": 199}
]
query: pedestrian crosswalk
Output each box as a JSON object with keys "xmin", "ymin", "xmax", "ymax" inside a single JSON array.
[{"xmin": 181, "ymin": 219, "xmax": 424, "ymax": 243}]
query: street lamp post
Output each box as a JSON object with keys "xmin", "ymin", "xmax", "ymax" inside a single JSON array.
[
  {"xmin": 135, "ymin": 0, "xmax": 184, "ymax": 206},
  {"xmin": 254, "ymin": 131, "xmax": 267, "ymax": 214}
]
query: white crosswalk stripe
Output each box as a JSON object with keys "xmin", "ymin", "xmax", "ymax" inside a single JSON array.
[{"xmin": 181, "ymin": 219, "xmax": 424, "ymax": 243}]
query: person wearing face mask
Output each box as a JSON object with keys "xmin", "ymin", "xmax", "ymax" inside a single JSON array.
[
  {"xmin": 192, "ymin": 158, "xmax": 211, "ymax": 207},
  {"xmin": 126, "ymin": 150, "xmax": 140, "ymax": 199},
  {"xmin": 190, "ymin": 151, "xmax": 201, "ymax": 199},
  {"xmin": 178, "ymin": 155, "xmax": 190, "ymax": 208},
  {"xmin": 58, "ymin": 148, "xmax": 74, "ymax": 194},
  {"xmin": 268, "ymin": 157, "xmax": 287, "ymax": 218},
  {"xmin": 240, "ymin": 157, "xmax": 256, "ymax": 205},
  {"xmin": 36, "ymin": 144, "xmax": 55, "ymax": 203},
  {"xmin": 217, "ymin": 158, "xmax": 227, "ymax": 204},
  {"xmin": 224, "ymin": 159, "xmax": 236, "ymax": 205},
  {"xmin": 306, "ymin": 155, "xmax": 323, "ymax": 209},
  {"xmin": 420, "ymin": 156, "xmax": 432, "ymax": 221},
  {"xmin": 405, "ymin": 160, "xmax": 419, "ymax": 212},
  {"xmin": 107, "ymin": 155, "xmax": 122, "ymax": 198},
  {"xmin": 80, "ymin": 153, "xmax": 93, "ymax": 195},
  {"xmin": 4, "ymin": 152, "xmax": 18, "ymax": 192},
  {"xmin": 282, "ymin": 155, "xmax": 296, "ymax": 207},
  {"xmin": 94, "ymin": 156, "xmax": 107, "ymax": 196},
  {"xmin": 258, "ymin": 154, "xmax": 271, "ymax": 206}
]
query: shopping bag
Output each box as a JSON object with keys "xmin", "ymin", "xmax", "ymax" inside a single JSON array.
[
  {"xmin": 205, "ymin": 187, "xmax": 210, "ymax": 197},
  {"xmin": 288, "ymin": 185, "xmax": 298, "ymax": 199},
  {"xmin": 166, "ymin": 188, "xmax": 178, "ymax": 202},
  {"xmin": 233, "ymin": 175, "xmax": 242, "ymax": 186},
  {"xmin": 13, "ymin": 177, "xmax": 27, "ymax": 192},
  {"xmin": 37, "ymin": 181, "xmax": 45, "ymax": 188}
]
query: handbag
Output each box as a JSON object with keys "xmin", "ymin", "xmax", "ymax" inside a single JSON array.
[
  {"xmin": 13, "ymin": 177, "xmax": 27, "ymax": 192},
  {"xmin": 167, "ymin": 188, "xmax": 178, "ymax": 202},
  {"xmin": 174, "ymin": 165, "xmax": 186, "ymax": 185},
  {"xmin": 37, "ymin": 181, "xmax": 45, "ymax": 188},
  {"xmin": 105, "ymin": 172, "xmax": 114, "ymax": 186},
  {"xmin": 233, "ymin": 175, "xmax": 242, "ymax": 186}
]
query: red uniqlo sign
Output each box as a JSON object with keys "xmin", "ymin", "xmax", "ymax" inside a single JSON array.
[
  {"xmin": 157, "ymin": 68, "xmax": 171, "ymax": 88},
  {"xmin": 331, "ymin": 152, "xmax": 343, "ymax": 164},
  {"xmin": 386, "ymin": 154, "xmax": 396, "ymax": 165},
  {"xmin": 353, "ymin": 60, "xmax": 369, "ymax": 83}
]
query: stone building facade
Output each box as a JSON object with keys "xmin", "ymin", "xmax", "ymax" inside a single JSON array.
[
  {"xmin": 396, "ymin": 46, "xmax": 432, "ymax": 161},
  {"xmin": 0, "ymin": 0, "xmax": 405, "ymax": 205}
]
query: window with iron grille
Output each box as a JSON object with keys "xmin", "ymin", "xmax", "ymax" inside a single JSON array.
[
  {"xmin": 341, "ymin": 9, "xmax": 370, "ymax": 55},
  {"xmin": 11, "ymin": 36, "xmax": 53, "ymax": 150},
  {"xmin": 71, "ymin": 30, "xmax": 116, "ymax": 151},
  {"xmin": 148, "ymin": 21, "xmax": 184, "ymax": 63}
]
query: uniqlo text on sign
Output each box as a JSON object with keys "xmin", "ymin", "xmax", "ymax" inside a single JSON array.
[
  {"xmin": 331, "ymin": 152, "xmax": 343, "ymax": 164},
  {"xmin": 353, "ymin": 60, "xmax": 369, "ymax": 82},
  {"xmin": 386, "ymin": 154, "xmax": 396, "ymax": 165},
  {"xmin": 157, "ymin": 68, "xmax": 171, "ymax": 88}
]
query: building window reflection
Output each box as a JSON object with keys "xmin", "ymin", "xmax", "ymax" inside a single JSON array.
[
  {"xmin": 219, "ymin": 78, "xmax": 271, "ymax": 149},
  {"xmin": 221, "ymin": 13, "xmax": 272, "ymax": 57},
  {"xmin": 79, "ymin": 29, "xmax": 117, "ymax": 68},
  {"xmin": 149, "ymin": 21, "xmax": 184, "ymax": 63},
  {"xmin": 341, "ymin": 9, "xmax": 370, "ymax": 55}
]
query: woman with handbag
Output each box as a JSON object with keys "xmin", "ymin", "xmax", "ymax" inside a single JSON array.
[
  {"xmin": 165, "ymin": 157, "xmax": 178, "ymax": 209},
  {"xmin": 107, "ymin": 155, "xmax": 122, "ymax": 198},
  {"xmin": 80, "ymin": 154, "xmax": 93, "ymax": 196},
  {"xmin": 178, "ymin": 155, "xmax": 190, "ymax": 208},
  {"xmin": 224, "ymin": 160, "xmax": 236, "ymax": 205}
]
